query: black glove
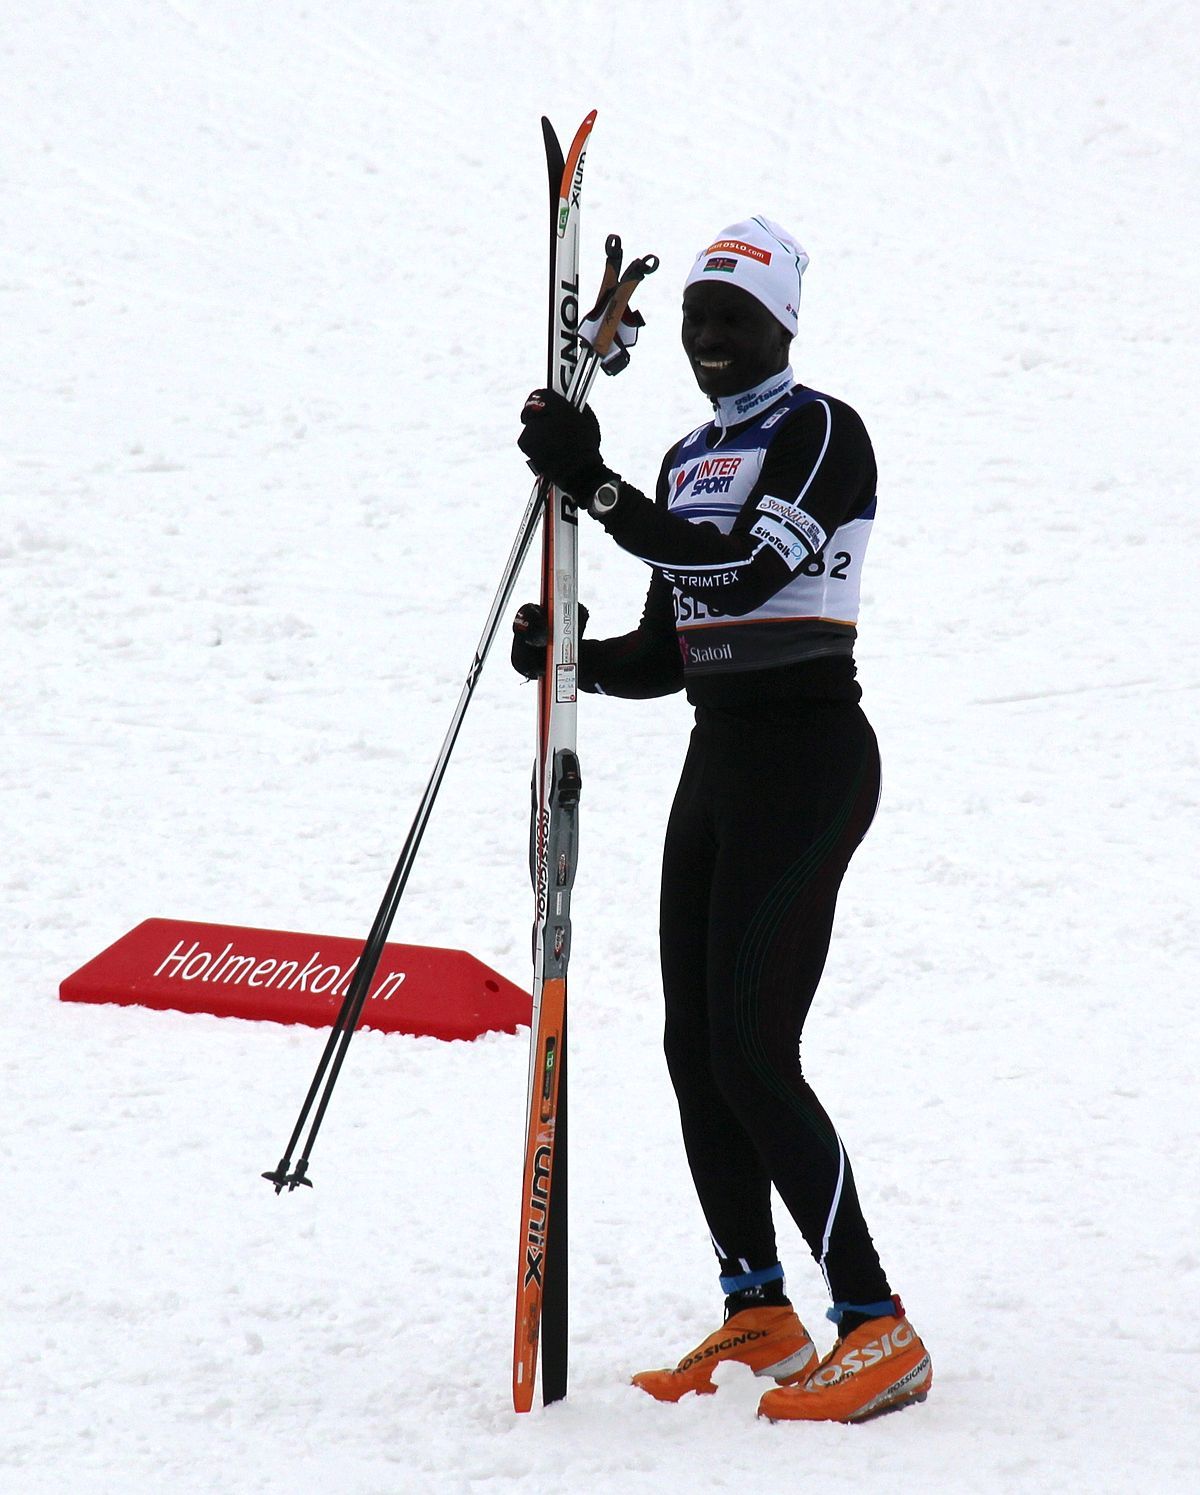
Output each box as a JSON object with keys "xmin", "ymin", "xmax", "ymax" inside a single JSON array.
[
  {"xmin": 510, "ymin": 601, "xmax": 590, "ymax": 681},
  {"xmin": 518, "ymin": 388, "xmax": 613, "ymax": 501}
]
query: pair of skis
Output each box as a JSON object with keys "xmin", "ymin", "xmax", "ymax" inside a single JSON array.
[
  {"xmin": 515, "ymin": 113, "xmax": 657, "ymax": 1410},
  {"xmin": 261, "ymin": 107, "xmax": 653, "ymax": 1414},
  {"xmin": 511, "ymin": 112, "xmax": 590, "ymax": 1414}
]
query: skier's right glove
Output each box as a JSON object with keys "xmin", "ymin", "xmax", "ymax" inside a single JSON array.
[
  {"xmin": 510, "ymin": 601, "xmax": 589, "ymax": 681},
  {"xmin": 518, "ymin": 388, "xmax": 614, "ymax": 503}
]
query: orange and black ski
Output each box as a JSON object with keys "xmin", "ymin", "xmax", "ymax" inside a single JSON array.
[
  {"xmin": 512, "ymin": 113, "xmax": 657, "ymax": 1412},
  {"xmin": 512, "ymin": 110, "xmax": 593, "ymax": 1413}
]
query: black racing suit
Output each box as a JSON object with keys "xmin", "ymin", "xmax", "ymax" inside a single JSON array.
[{"xmin": 580, "ymin": 377, "xmax": 891, "ymax": 1306}]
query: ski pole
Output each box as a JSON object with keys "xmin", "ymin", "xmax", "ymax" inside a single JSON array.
[{"xmin": 262, "ymin": 248, "xmax": 656, "ymax": 1194}]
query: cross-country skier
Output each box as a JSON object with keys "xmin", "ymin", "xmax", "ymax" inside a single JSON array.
[{"xmin": 512, "ymin": 217, "xmax": 931, "ymax": 1423}]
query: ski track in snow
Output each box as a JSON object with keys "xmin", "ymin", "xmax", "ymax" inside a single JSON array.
[{"xmin": 2, "ymin": 3, "xmax": 1198, "ymax": 1491}]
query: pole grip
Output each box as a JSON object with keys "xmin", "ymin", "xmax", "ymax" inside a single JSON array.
[{"xmin": 583, "ymin": 252, "xmax": 659, "ymax": 359}]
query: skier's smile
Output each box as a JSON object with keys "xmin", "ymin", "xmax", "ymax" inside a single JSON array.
[{"xmin": 681, "ymin": 281, "xmax": 791, "ymax": 401}]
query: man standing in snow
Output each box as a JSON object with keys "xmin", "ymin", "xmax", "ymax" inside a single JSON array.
[{"xmin": 513, "ymin": 218, "xmax": 931, "ymax": 1423}]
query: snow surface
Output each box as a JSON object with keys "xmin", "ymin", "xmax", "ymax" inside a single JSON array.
[{"xmin": 3, "ymin": 2, "xmax": 1198, "ymax": 1490}]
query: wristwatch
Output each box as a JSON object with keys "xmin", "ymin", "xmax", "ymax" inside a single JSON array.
[{"xmin": 590, "ymin": 479, "xmax": 621, "ymax": 517}]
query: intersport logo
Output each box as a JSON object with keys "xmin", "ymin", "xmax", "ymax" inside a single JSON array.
[
  {"xmin": 674, "ymin": 453, "xmax": 745, "ymax": 499},
  {"xmin": 810, "ymin": 1320, "xmax": 915, "ymax": 1386}
]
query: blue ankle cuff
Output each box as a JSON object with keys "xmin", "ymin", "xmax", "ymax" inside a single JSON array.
[
  {"xmin": 720, "ymin": 1263, "xmax": 785, "ymax": 1295},
  {"xmin": 827, "ymin": 1297, "xmax": 897, "ymax": 1324}
]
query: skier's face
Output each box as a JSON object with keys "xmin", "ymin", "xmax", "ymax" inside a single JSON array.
[{"xmin": 681, "ymin": 282, "xmax": 791, "ymax": 399}]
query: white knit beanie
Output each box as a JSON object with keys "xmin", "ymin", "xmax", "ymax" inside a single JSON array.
[{"xmin": 683, "ymin": 217, "xmax": 810, "ymax": 335}]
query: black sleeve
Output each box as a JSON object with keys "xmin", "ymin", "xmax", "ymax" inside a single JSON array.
[
  {"xmin": 588, "ymin": 396, "xmax": 876, "ymax": 618},
  {"xmin": 754, "ymin": 396, "xmax": 876, "ymax": 532},
  {"xmin": 578, "ymin": 569, "xmax": 683, "ymax": 699}
]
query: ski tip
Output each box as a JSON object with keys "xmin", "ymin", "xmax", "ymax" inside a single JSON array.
[
  {"xmin": 545, "ymin": 110, "xmax": 596, "ymax": 132},
  {"xmin": 567, "ymin": 111, "xmax": 598, "ymax": 152},
  {"xmin": 559, "ymin": 111, "xmax": 598, "ymax": 201}
]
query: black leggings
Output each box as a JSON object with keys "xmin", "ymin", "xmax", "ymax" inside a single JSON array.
[{"xmin": 659, "ymin": 701, "xmax": 890, "ymax": 1305}]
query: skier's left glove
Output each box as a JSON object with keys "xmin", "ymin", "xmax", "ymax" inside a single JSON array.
[
  {"xmin": 518, "ymin": 388, "xmax": 615, "ymax": 504},
  {"xmin": 510, "ymin": 600, "xmax": 590, "ymax": 681}
]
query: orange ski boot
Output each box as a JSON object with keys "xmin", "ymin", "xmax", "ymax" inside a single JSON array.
[
  {"xmin": 633, "ymin": 1306, "xmax": 817, "ymax": 1403},
  {"xmin": 758, "ymin": 1300, "xmax": 931, "ymax": 1423}
]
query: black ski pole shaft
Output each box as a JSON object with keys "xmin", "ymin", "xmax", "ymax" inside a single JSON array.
[
  {"xmin": 262, "ymin": 345, "xmax": 609, "ymax": 1193},
  {"xmin": 261, "ymin": 241, "xmax": 657, "ymax": 1193}
]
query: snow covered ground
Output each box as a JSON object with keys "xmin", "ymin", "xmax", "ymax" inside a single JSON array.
[{"xmin": 3, "ymin": 2, "xmax": 1198, "ymax": 1490}]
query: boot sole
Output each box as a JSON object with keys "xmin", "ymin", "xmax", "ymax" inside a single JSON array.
[
  {"xmin": 760, "ymin": 1389, "xmax": 929, "ymax": 1425},
  {"xmin": 846, "ymin": 1387, "xmax": 929, "ymax": 1423},
  {"xmin": 760, "ymin": 1364, "xmax": 933, "ymax": 1424}
]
